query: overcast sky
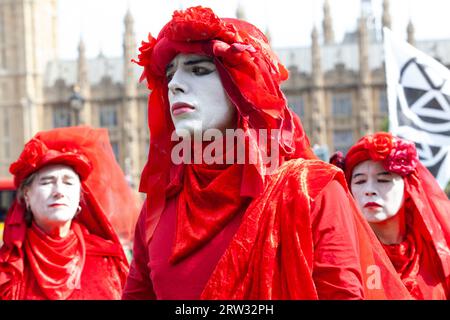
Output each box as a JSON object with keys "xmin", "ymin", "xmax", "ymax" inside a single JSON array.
[{"xmin": 57, "ymin": 0, "xmax": 450, "ymax": 60}]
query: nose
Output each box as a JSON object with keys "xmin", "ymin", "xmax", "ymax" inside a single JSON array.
[
  {"xmin": 52, "ymin": 182, "xmax": 64, "ymax": 199},
  {"xmin": 364, "ymin": 180, "xmax": 378, "ymax": 197},
  {"xmin": 168, "ymin": 70, "xmax": 188, "ymax": 95},
  {"xmin": 365, "ymin": 190, "xmax": 377, "ymax": 196}
]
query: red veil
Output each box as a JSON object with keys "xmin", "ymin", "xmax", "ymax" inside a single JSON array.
[
  {"xmin": 342, "ymin": 132, "xmax": 450, "ymax": 298},
  {"xmin": 0, "ymin": 126, "xmax": 134, "ymax": 299},
  {"xmin": 32, "ymin": 127, "xmax": 141, "ymax": 244},
  {"xmin": 135, "ymin": 5, "xmax": 315, "ymax": 244},
  {"xmin": 133, "ymin": 6, "xmax": 410, "ymax": 299}
]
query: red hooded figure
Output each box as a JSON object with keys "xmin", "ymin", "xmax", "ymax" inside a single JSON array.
[
  {"xmin": 339, "ymin": 132, "xmax": 450, "ymax": 299},
  {"xmin": 0, "ymin": 126, "xmax": 130, "ymax": 300},
  {"xmin": 123, "ymin": 6, "xmax": 410, "ymax": 300}
]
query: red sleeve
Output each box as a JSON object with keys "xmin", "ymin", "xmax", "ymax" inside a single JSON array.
[
  {"xmin": 122, "ymin": 205, "xmax": 156, "ymax": 300},
  {"xmin": 311, "ymin": 180, "xmax": 364, "ymax": 300}
]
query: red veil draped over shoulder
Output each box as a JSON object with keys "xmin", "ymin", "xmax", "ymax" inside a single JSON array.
[
  {"xmin": 0, "ymin": 126, "xmax": 133, "ymax": 299},
  {"xmin": 343, "ymin": 133, "xmax": 450, "ymax": 299},
  {"xmin": 132, "ymin": 6, "xmax": 410, "ymax": 299}
]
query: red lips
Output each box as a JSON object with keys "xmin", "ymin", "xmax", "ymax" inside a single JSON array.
[
  {"xmin": 364, "ymin": 202, "xmax": 382, "ymax": 209},
  {"xmin": 49, "ymin": 203, "xmax": 67, "ymax": 208},
  {"xmin": 171, "ymin": 102, "xmax": 195, "ymax": 116}
]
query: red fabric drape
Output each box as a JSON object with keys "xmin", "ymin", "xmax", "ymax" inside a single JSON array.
[
  {"xmin": 171, "ymin": 164, "xmax": 250, "ymax": 263},
  {"xmin": 200, "ymin": 160, "xmax": 410, "ymax": 299},
  {"xmin": 33, "ymin": 127, "xmax": 141, "ymax": 244},
  {"xmin": 127, "ymin": 7, "xmax": 411, "ymax": 300},
  {"xmin": 343, "ymin": 133, "xmax": 450, "ymax": 299},
  {"xmin": 24, "ymin": 222, "xmax": 86, "ymax": 300},
  {"xmin": 0, "ymin": 126, "xmax": 130, "ymax": 300}
]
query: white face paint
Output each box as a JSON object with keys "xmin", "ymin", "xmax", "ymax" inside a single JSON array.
[
  {"xmin": 25, "ymin": 164, "xmax": 81, "ymax": 234},
  {"xmin": 166, "ymin": 53, "xmax": 236, "ymax": 137},
  {"xmin": 350, "ymin": 160, "xmax": 405, "ymax": 224}
]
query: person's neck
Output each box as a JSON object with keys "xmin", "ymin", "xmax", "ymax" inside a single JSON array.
[
  {"xmin": 34, "ymin": 220, "xmax": 73, "ymax": 238},
  {"xmin": 370, "ymin": 207, "xmax": 406, "ymax": 245}
]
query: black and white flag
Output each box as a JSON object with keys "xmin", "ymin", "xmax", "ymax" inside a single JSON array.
[{"xmin": 384, "ymin": 28, "xmax": 450, "ymax": 189}]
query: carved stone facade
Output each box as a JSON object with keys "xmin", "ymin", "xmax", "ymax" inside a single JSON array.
[
  {"xmin": 276, "ymin": 0, "xmax": 450, "ymax": 154},
  {"xmin": 0, "ymin": 0, "xmax": 148, "ymax": 191}
]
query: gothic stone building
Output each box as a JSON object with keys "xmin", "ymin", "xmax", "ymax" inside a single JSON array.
[{"xmin": 1, "ymin": 0, "xmax": 449, "ymax": 192}]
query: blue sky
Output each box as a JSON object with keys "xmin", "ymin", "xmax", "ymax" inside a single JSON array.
[{"xmin": 57, "ymin": 0, "xmax": 450, "ymax": 59}]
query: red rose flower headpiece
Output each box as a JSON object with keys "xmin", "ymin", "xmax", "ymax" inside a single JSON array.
[
  {"xmin": 9, "ymin": 138, "xmax": 92, "ymax": 188},
  {"xmin": 343, "ymin": 132, "xmax": 418, "ymax": 183}
]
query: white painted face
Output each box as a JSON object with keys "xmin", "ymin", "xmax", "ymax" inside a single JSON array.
[
  {"xmin": 166, "ymin": 53, "xmax": 236, "ymax": 137},
  {"xmin": 350, "ymin": 160, "xmax": 405, "ymax": 223},
  {"xmin": 25, "ymin": 164, "xmax": 81, "ymax": 230}
]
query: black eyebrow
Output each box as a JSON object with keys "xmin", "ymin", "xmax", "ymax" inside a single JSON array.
[
  {"xmin": 165, "ymin": 58, "xmax": 214, "ymax": 73},
  {"xmin": 352, "ymin": 173, "xmax": 365, "ymax": 179},
  {"xmin": 377, "ymin": 172, "xmax": 391, "ymax": 177},
  {"xmin": 184, "ymin": 58, "xmax": 213, "ymax": 65}
]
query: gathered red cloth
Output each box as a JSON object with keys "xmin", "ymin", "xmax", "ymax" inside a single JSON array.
[
  {"xmin": 382, "ymin": 231, "xmax": 423, "ymax": 299},
  {"xmin": 24, "ymin": 222, "xmax": 86, "ymax": 300},
  {"xmin": 381, "ymin": 204, "xmax": 449, "ymax": 300},
  {"xmin": 123, "ymin": 160, "xmax": 411, "ymax": 300},
  {"xmin": 171, "ymin": 164, "xmax": 251, "ymax": 264},
  {"xmin": 124, "ymin": 7, "xmax": 412, "ymax": 300},
  {"xmin": 0, "ymin": 127, "xmax": 130, "ymax": 300},
  {"xmin": 342, "ymin": 132, "xmax": 450, "ymax": 299},
  {"xmin": 18, "ymin": 221, "xmax": 126, "ymax": 300}
]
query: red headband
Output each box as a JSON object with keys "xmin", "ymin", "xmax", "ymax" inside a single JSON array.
[
  {"xmin": 343, "ymin": 132, "xmax": 418, "ymax": 184},
  {"xmin": 9, "ymin": 138, "xmax": 92, "ymax": 188}
]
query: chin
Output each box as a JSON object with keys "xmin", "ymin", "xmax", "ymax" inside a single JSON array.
[
  {"xmin": 50, "ymin": 211, "xmax": 77, "ymax": 222},
  {"xmin": 366, "ymin": 214, "xmax": 390, "ymax": 224},
  {"xmin": 174, "ymin": 122, "xmax": 203, "ymax": 138}
]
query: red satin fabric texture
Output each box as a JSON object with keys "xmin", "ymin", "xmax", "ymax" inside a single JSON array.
[
  {"xmin": 123, "ymin": 160, "xmax": 411, "ymax": 300},
  {"xmin": 171, "ymin": 164, "xmax": 250, "ymax": 263},
  {"xmin": 19, "ymin": 223, "xmax": 125, "ymax": 300},
  {"xmin": 201, "ymin": 160, "xmax": 410, "ymax": 299},
  {"xmin": 24, "ymin": 222, "xmax": 85, "ymax": 300},
  {"xmin": 382, "ymin": 232, "xmax": 423, "ymax": 299},
  {"xmin": 344, "ymin": 136, "xmax": 450, "ymax": 299},
  {"xmin": 383, "ymin": 212, "xmax": 449, "ymax": 300},
  {"xmin": 0, "ymin": 127, "xmax": 130, "ymax": 300}
]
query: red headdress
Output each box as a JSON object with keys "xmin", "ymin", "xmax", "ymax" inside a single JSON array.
[
  {"xmin": 343, "ymin": 132, "xmax": 450, "ymax": 284},
  {"xmin": 134, "ymin": 6, "xmax": 315, "ymax": 243},
  {"xmin": 0, "ymin": 126, "xmax": 132, "ymax": 299}
]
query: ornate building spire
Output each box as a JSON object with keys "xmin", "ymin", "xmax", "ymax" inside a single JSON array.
[
  {"xmin": 123, "ymin": 7, "xmax": 137, "ymax": 97},
  {"xmin": 122, "ymin": 7, "xmax": 139, "ymax": 188},
  {"xmin": 357, "ymin": 10, "xmax": 374, "ymax": 136},
  {"xmin": 382, "ymin": 0, "xmax": 392, "ymax": 30},
  {"xmin": 75, "ymin": 37, "xmax": 91, "ymax": 125},
  {"xmin": 310, "ymin": 25, "xmax": 327, "ymax": 146},
  {"xmin": 77, "ymin": 37, "xmax": 88, "ymax": 89},
  {"xmin": 407, "ymin": 19, "xmax": 416, "ymax": 46},
  {"xmin": 322, "ymin": 0, "xmax": 335, "ymax": 45},
  {"xmin": 311, "ymin": 26, "xmax": 322, "ymax": 85}
]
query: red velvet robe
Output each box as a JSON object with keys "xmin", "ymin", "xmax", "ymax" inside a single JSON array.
[
  {"xmin": 7, "ymin": 222, "xmax": 126, "ymax": 300},
  {"xmin": 382, "ymin": 226, "xmax": 450, "ymax": 300},
  {"xmin": 123, "ymin": 159, "xmax": 373, "ymax": 299}
]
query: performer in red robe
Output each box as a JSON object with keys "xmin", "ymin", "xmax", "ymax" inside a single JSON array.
[
  {"xmin": 0, "ymin": 127, "xmax": 129, "ymax": 300},
  {"xmin": 123, "ymin": 6, "xmax": 410, "ymax": 300},
  {"xmin": 332, "ymin": 132, "xmax": 450, "ymax": 299}
]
